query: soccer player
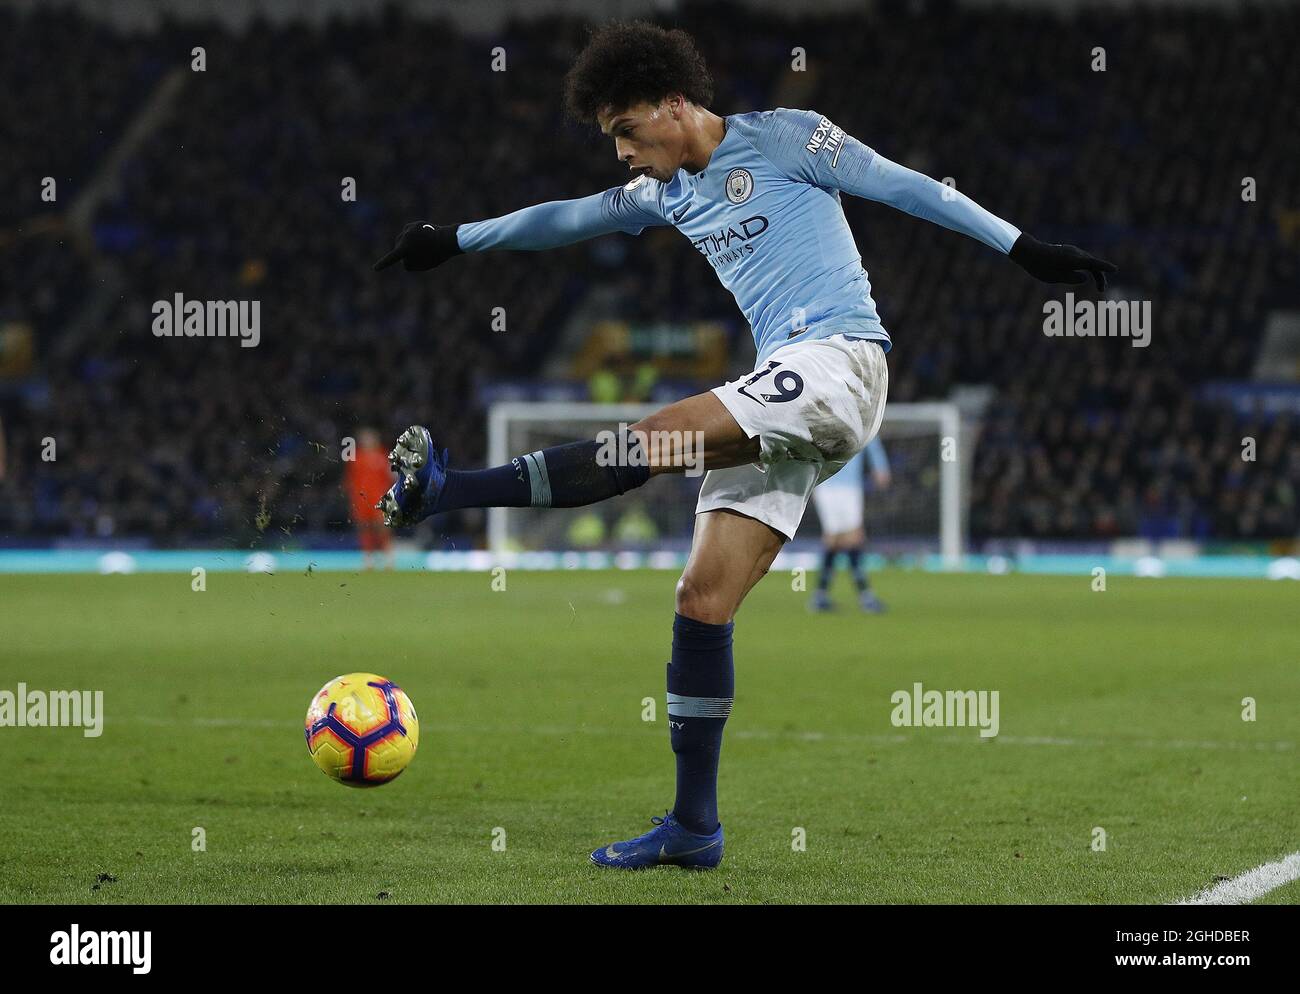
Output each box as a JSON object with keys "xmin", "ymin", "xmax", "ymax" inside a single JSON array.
[
  {"xmin": 810, "ymin": 436, "xmax": 890, "ymax": 614},
  {"xmin": 344, "ymin": 428, "xmax": 396, "ymax": 570},
  {"xmin": 373, "ymin": 21, "xmax": 1114, "ymax": 869}
]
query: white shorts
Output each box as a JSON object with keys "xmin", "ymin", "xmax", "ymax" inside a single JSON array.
[
  {"xmin": 812, "ymin": 483, "xmax": 865, "ymax": 535},
  {"xmin": 696, "ymin": 334, "xmax": 888, "ymax": 541}
]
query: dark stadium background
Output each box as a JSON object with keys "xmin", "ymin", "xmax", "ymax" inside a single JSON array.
[{"xmin": 1, "ymin": 0, "xmax": 1296, "ymax": 561}]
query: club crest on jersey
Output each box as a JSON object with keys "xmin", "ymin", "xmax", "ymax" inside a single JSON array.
[{"xmin": 725, "ymin": 168, "xmax": 754, "ymax": 204}]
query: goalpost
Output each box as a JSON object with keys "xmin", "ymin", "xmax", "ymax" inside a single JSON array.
[{"xmin": 487, "ymin": 401, "xmax": 967, "ymax": 566}]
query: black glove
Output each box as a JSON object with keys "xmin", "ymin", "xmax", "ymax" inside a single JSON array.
[
  {"xmin": 373, "ymin": 222, "xmax": 463, "ymax": 272},
  {"xmin": 1009, "ymin": 233, "xmax": 1117, "ymax": 292}
]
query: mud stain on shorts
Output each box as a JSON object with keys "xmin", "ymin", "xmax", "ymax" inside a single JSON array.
[{"xmin": 805, "ymin": 397, "xmax": 860, "ymax": 460}]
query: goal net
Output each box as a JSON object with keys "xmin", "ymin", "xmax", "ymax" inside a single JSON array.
[{"xmin": 486, "ymin": 401, "xmax": 966, "ymax": 565}]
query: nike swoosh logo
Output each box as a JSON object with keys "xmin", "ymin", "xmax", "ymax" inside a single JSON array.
[
  {"xmin": 658, "ymin": 839, "xmax": 720, "ymax": 862},
  {"xmin": 672, "ymin": 207, "xmax": 688, "ymax": 223},
  {"xmin": 605, "ymin": 845, "xmax": 622, "ymax": 860}
]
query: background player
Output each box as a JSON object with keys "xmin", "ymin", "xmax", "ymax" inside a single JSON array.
[
  {"xmin": 811, "ymin": 436, "xmax": 890, "ymax": 614},
  {"xmin": 344, "ymin": 428, "xmax": 396, "ymax": 571}
]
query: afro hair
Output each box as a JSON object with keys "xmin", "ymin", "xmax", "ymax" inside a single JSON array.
[{"xmin": 564, "ymin": 20, "xmax": 714, "ymax": 124}]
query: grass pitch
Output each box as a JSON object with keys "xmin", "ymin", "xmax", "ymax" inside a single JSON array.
[{"xmin": 1, "ymin": 567, "xmax": 1296, "ymax": 904}]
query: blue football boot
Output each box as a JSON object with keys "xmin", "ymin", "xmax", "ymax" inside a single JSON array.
[
  {"xmin": 859, "ymin": 589, "xmax": 887, "ymax": 614},
  {"xmin": 376, "ymin": 425, "xmax": 448, "ymax": 527},
  {"xmin": 590, "ymin": 812, "xmax": 724, "ymax": 870},
  {"xmin": 809, "ymin": 589, "xmax": 834, "ymax": 613}
]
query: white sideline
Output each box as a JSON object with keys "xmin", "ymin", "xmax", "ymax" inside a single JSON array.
[
  {"xmin": 1175, "ymin": 851, "xmax": 1300, "ymax": 905},
  {"xmin": 122, "ymin": 715, "xmax": 1296, "ymax": 753}
]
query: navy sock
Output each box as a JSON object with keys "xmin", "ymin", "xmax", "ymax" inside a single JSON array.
[
  {"xmin": 818, "ymin": 548, "xmax": 837, "ymax": 591},
  {"xmin": 667, "ymin": 612, "xmax": 734, "ymax": 835},
  {"xmin": 435, "ymin": 433, "xmax": 650, "ymax": 512},
  {"xmin": 847, "ymin": 548, "xmax": 869, "ymax": 591}
]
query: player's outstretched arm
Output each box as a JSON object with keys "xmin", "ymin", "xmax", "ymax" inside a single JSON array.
[
  {"xmin": 855, "ymin": 155, "xmax": 1118, "ymax": 291},
  {"xmin": 760, "ymin": 109, "xmax": 1116, "ymax": 291},
  {"xmin": 373, "ymin": 184, "xmax": 666, "ymax": 272}
]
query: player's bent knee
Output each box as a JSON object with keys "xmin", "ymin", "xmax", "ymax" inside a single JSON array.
[{"xmin": 674, "ymin": 572, "xmax": 735, "ymax": 625}]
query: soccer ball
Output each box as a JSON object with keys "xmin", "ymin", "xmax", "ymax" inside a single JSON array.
[{"xmin": 304, "ymin": 673, "xmax": 420, "ymax": 787}]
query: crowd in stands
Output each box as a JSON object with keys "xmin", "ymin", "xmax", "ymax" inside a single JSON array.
[{"xmin": 1, "ymin": 1, "xmax": 1296, "ymax": 546}]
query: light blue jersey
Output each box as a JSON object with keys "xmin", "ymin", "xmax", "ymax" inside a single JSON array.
[
  {"xmin": 820, "ymin": 437, "xmax": 889, "ymax": 491},
  {"xmin": 457, "ymin": 107, "xmax": 1020, "ymax": 364}
]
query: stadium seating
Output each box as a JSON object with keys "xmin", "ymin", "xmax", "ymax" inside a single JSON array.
[{"xmin": 1, "ymin": 2, "xmax": 1295, "ymax": 545}]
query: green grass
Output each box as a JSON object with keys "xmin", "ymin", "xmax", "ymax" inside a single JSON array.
[{"xmin": 1, "ymin": 568, "xmax": 1296, "ymax": 904}]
